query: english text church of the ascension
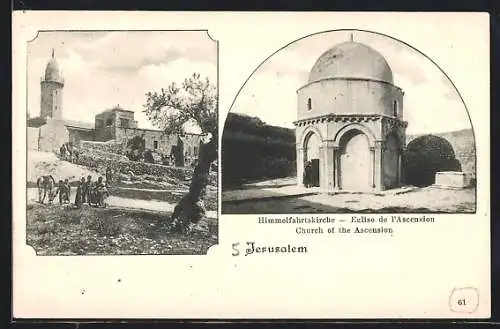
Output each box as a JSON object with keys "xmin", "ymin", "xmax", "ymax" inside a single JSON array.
[{"xmin": 295, "ymin": 35, "xmax": 407, "ymax": 192}]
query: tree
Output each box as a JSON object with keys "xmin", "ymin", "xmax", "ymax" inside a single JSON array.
[
  {"xmin": 143, "ymin": 73, "xmax": 218, "ymax": 233},
  {"xmin": 144, "ymin": 149, "xmax": 155, "ymax": 164},
  {"xmin": 126, "ymin": 135, "xmax": 146, "ymax": 161}
]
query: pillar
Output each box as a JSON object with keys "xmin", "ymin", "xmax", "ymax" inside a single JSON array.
[
  {"xmin": 370, "ymin": 146, "xmax": 376, "ymax": 188},
  {"xmin": 396, "ymin": 152, "xmax": 401, "ymax": 185},
  {"xmin": 322, "ymin": 141, "xmax": 336, "ymax": 191},
  {"xmin": 332, "ymin": 146, "xmax": 339, "ymax": 189},
  {"xmin": 374, "ymin": 140, "xmax": 384, "ymax": 190},
  {"xmin": 400, "ymin": 147, "xmax": 406, "ymax": 185},
  {"xmin": 297, "ymin": 147, "xmax": 304, "ymax": 187},
  {"xmin": 319, "ymin": 144, "xmax": 326, "ymax": 189}
]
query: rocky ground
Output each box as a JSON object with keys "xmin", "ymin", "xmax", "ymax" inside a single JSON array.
[
  {"xmin": 222, "ymin": 177, "xmax": 476, "ymax": 213},
  {"xmin": 26, "ymin": 203, "xmax": 217, "ymax": 256},
  {"xmin": 25, "ymin": 151, "xmax": 218, "ymax": 255}
]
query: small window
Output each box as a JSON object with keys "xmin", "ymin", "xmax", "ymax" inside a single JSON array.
[
  {"xmin": 106, "ymin": 118, "xmax": 113, "ymax": 127},
  {"xmin": 120, "ymin": 118, "xmax": 130, "ymax": 128},
  {"xmin": 393, "ymin": 100, "xmax": 398, "ymax": 117},
  {"xmin": 153, "ymin": 141, "xmax": 158, "ymax": 149},
  {"xmin": 307, "ymin": 98, "xmax": 312, "ymax": 111}
]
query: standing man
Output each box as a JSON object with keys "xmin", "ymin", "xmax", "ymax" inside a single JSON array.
[
  {"xmin": 304, "ymin": 161, "xmax": 312, "ymax": 188},
  {"xmin": 60, "ymin": 144, "xmax": 66, "ymax": 159},
  {"xmin": 84, "ymin": 175, "xmax": 92, "ymax": 204},
  {"xmin": 56, "ymin": 180, "xmax": 65, "ymax": 205},
  {"xmin": 74, "ymin": 177, "xmax": 85, "ymax": 208},
  {"xmin": 63, "ymin": 179, "xmax": 71, "ymax": 203},
  {"xmin": 105, "ymin": 167, "xmax": 113, "ymax": 185}
]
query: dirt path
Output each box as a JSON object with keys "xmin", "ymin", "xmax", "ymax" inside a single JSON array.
[{"xmin": 27, "ymin": 188, "xmax": 217, "ymax": 219}]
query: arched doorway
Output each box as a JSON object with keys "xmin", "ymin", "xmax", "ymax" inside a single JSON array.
[
  {"xmin": 405, "ymin": 135, "xmax": 462, "ymax": 187},
  {"xmin": 339, "ymin": 130, "xmax": 371, "ymax": 190},
  {"xmin": 304, "ymin": 131, "xmax": 320, "ymax": 187}
]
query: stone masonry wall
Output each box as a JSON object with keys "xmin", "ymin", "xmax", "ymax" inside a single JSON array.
[
  {"xmin": 407, "ymin": 128, "xmax": 476, "ymax": 177},
  {"xmin": 27, "ymin": 127, "xmax": 40, "ymax": 151},
  {"xmin": 81, "ymin": 140, "xmax": 125, "ymax": 154}
]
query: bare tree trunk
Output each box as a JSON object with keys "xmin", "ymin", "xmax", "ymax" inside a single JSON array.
[{"xmin": 170, "ymin": 135, "xmax": 217, "ymax": 233}]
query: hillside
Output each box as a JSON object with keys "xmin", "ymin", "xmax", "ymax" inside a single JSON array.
[
  {"xmin": 27, "ymin": 150, "xmax": 218, "ymax": 190},
  {"xmin": 222, "ymin": 113, "xmax": 296, "ymax": 186},
  {"xmin": 223, "ymin": 112, "xmax": 295, "ymax": 144},
  {"xmin": 27, "ymin": 152, "xmax": 100, "ymax": 185}
]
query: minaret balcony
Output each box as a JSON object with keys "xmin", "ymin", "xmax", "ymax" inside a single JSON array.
[{"xmin": 40, "ymin": 76, "xmax": 65, "ymax": 84}]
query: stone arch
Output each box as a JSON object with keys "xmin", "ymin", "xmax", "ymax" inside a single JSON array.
[
  {"xmin": 405, "ymin": 135, "xmax": 462, "ymax": 187},
  {"xmin": 303, "ymin": 131, "xmax": 321, "ymax": 161},
  {"xmin": 338, "ymin": 129, "xmax": 371, "ymax": 190},
  {"xmin": 334, "ymin": 123, "xmax": 376, "ymax": 147},
  {"xmin": 300, "ymin": 125, "xmax": 324, "ymax": 150},
  {"xmin": 300, "ymin": 126, "xmax": 323, "ymax": 188}
]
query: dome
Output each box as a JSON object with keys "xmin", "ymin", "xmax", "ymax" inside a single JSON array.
[
  {"xmin": 308, "ymin": 41, "xmax": 393, "ymax": 84},
  {"xmin": 44, "ymin": 49, "xmax": 61, "ymax": 81}
]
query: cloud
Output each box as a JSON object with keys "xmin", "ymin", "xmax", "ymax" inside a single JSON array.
[
  {"xmin": 27, "ymin": 31, "xmax": 217, "ymax": 130},
  {"xmin": 73, "ymin": 31, "xmax": 217, "ymax": 73}
]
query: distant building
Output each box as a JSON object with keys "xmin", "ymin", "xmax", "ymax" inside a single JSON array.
[
  {"xmin": 27, "ymin": 50, "xmax": 201, "ymax": 162},
  {"xmin": 294, "ymin": 34, "xmax": 407, "ymax": 191}
]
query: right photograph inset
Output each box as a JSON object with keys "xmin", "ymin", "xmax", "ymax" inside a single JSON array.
[{"xmin": 221, "ymin": 29, "xmax": 476, "ymax": 214}]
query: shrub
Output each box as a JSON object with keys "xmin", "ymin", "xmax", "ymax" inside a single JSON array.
[
  {"xmin": 86, "ymin": 216, "xmax": 122, "ymax": 237},
  {"xmin": 144, "ymin": 150, "xmax": 155, "ymax": 164}
]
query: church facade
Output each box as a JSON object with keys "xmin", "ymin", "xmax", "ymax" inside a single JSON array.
[
  {"xmin": 27, "ymin": 50, "xmax": 202, "ymax": 160},
  {"xmin": 295, "ymin": 36, "xmax": 407, "ymax": 191}
]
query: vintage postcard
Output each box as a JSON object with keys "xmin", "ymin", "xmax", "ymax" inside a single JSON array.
[{"xmin": 12, "ymin": 11, "xmax": 490, "ymax": 319}]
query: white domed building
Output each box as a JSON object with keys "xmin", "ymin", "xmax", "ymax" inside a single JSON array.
[{"xmin": 294, "ymin": 35, "xmax": 408, "ymax": 191}]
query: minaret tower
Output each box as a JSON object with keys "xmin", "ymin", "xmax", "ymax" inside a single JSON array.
[{"xmin": 40, "ymin": 49, "xmax": 64, "ymax": 120}]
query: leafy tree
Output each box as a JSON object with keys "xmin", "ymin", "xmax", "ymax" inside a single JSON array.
[
  {"xmin": 126, "ymin": 135, "xmax": 146, "ymax": 161},
  {"xmin": 144, "ymin": 149, "xmax": 155, "ymax": 164},
  {"xmin": 143, "ymin": 73, "xmax": 218, "ymax": 233}
]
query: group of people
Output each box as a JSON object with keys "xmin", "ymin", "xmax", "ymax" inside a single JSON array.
[
  {"xmin": 37, "ymin": 168, "xmax": 113, "ymax": 208},
  {"xmin": 59, "ymin": 143, "xmax": 80, "ymax": 163},
  {"xmin": 73, "ymin": 175, "xmax": 107, "ymax": 208}
]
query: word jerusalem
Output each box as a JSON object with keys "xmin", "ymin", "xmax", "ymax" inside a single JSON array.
[{"xmin": 245, "ymin": 242, "xmax": 308, "ymax": 256}]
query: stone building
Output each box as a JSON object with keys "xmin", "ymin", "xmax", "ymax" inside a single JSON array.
[
  {"xmin": 93, "ymin": 106, "xmax": 202, "ymax": 162},
  {"xmin": 27, "ymin": 50, "xmax": 202, "ymax": 163},
  {"xmin": 295, "ymin": 35, "xmax": 407, "ymax": 191}
]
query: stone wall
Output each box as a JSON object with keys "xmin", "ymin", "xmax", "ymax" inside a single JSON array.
[
  {"xmin": 27, "ymin": 127, "xmax": 40, "ymax": 151},
  {"xmin": 75, "ymin": 148, "xmax": 191, "ymax": 181},
  {"xmin": 81, "ymin": 140, "xmax": 125, "ymax": 154},
  {"xmin": 297, "ymin": 79, "xmax": 404, "ymax": 121},
  {"xmin": 38, "ymin": 119, "xmax": 69, "ymax": 152},
  {"xmin": 407, "ymin": 129, "xmax": 476, "ymax": 177},
  {"xmin": 115, "ymin": 128, "xmax": 202, "ymax": 157},
  {"xmin": 68, "ymin": 129, "xmax": 94, "ymax": 148}
]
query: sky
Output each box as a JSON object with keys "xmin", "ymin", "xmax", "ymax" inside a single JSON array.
[
  {"xmin": 27, "ymin": 31, "xmax": 217, "ymax": 132},
  {"xmin": 230, "ymin": 30, "xmax": 472, "ymax": 135}
]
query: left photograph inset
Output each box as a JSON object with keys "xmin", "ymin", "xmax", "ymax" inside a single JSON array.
[{"xmin": 25, "ymin": 31, "xmax": 219, "ymax": 255}]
